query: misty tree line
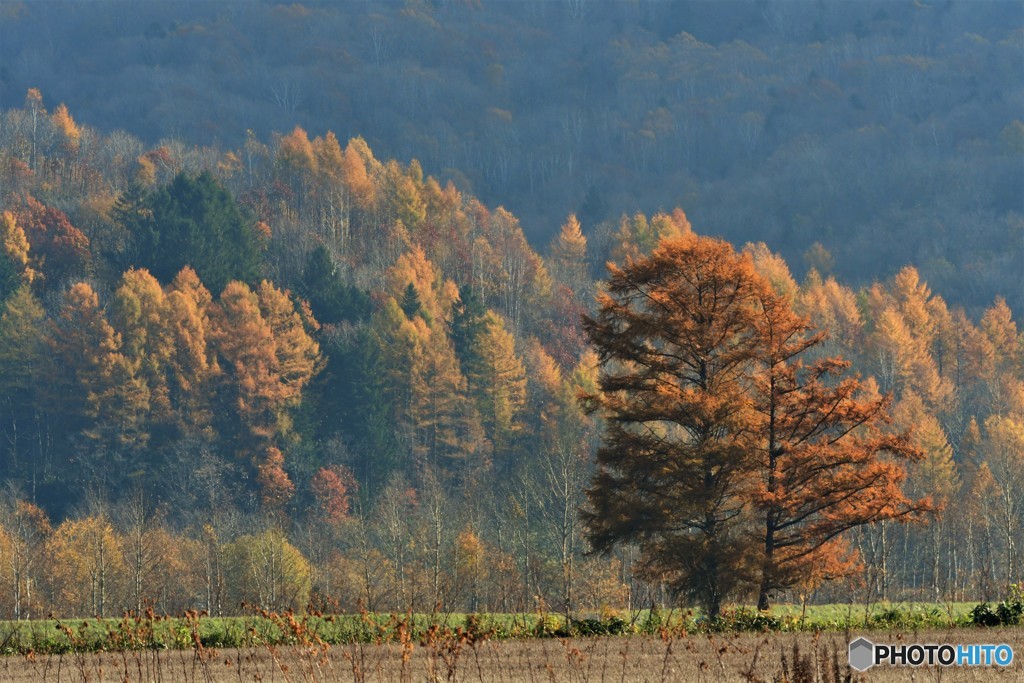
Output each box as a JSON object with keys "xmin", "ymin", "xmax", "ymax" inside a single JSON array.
[{"xmin": 0, "ymin": 0, "xmax": 1019, "ymax": 315}]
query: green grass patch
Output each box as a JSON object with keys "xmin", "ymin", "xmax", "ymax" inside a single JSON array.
[
  {"xmin": 0, "ymin": 611, "xmax": 561, "ymax": 655},
  {"xmin": 0, "ymin": 601, "xmax": 1015, "ymax": 656},
  {"xmin": 769, "ymin": 602, "xmax": 976, "ymax": 629}
]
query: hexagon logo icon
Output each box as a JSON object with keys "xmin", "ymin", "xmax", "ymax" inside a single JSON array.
[{"xmin": 849, "ymin": 637, "xmax": 875, "ymax": 672}]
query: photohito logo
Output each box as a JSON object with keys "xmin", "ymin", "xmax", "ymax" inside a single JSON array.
[{"xmin": 849, "ymin": 637, "xmax": 1015, "ymax": 671}]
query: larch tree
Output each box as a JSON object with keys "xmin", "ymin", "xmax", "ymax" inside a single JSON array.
[
  {"xmin": 581, "ymin": 232, "xmax": 766, "ymax": 618},
  {"xmin": 49, "ymin": 103, "xmax": 81, "ymax": 192},
  {"xmin": 0, "ymin": 212, "xmax": 36, "ymax": 301},
  {"xmin": 473, "ymin": 311, "xmax": 527, "ymax": 460},
  {"xmin": 893, "ymin": 391, "xmax": 958, "ymax": 599},
  {"xmin": 109, "ymin": 268, "xmax": 174, "ymax": 423},
  {"xmin": 170, "ymin": 266, "xmax": 214, "ymax": 315},
  {"xmin": 50, "ymin": 103, "xmax": 81, "ymax": 153},
  {"xmin": 609, "ymin": 209, "xmax": 690, "ymax": 263},
  {"xmin": 802, "ymin": 242, "xmax": 835, "ymax": 277},
  {"xmin": 209, "ymin": 280, "xmax": 321, "ymax": 458},
  {"xmin": 311, "ymin": 464, "xmax": 355, "ymax": 527},
  {"xmin": 796, "ymin": 272, "xmax": 864, "ymax": 358},
  {"xmin": 481, "ymin": 207, "xmax": 544, "ymax": 333},
  {"xmin": 164, "ymin": 286, "xmax": 218, "ymax": 437},
  {"xmin": 368, "ymin": 298, "xmax": 421, "ymax": 463},
  {"xmin": 891, "ymin": 267, "xmax": 937, "ymax": 344},
  {"xmin": 583, "ymin": 228, "xmax": 929, "ymax": 617},
  {"xmin": 548, "ymin": 213, "xmax": 590, "ymax": 299},
  {"xmin": 208, "ymin": 281, "xmax": 280, "ymax": 448},
  {"xmin": 256, "ymin": 445, "xmax": 296, "ymax": 516},
  {"xmin": 275, "ymin": 126, "xmax": 317, "ymax": 206},
  {"xmin": 980, "ymin": 298, "xmax": 1021, "ymax": 401},
  {"xmin": 949, "ymin": 308, "xmax": 997, "ymax": 415},
  {"xmin": 744, "ymin": 242, "xmax": 799, "ymax": 301},
  {"xmin": 46, "ymin": 283, "xmax": 151, "ymax": 481},
  {"xmin": 750, "ymin": 287, "xmax": 929, "ymax": 610},
  {"xmin": 870, "ymin": 306, "xmax": 918, "ymax": 396},
  {"xmin": 255, "ymin": 280, "xmax": 323, "ymax": 425},
  {"xmin": 408, "ymin": 305, "xmax": 482, "ymax": 472},
  {"xmin": 381, "ymin": 249, "xmax": 481, "ymax": 469},
  {"xmin": 865, "ymin": 273, "xmax": 952, "ymax": 410},
  {"xmin": 341, "ymin": 137, "xmax": 378, "ymax": 213},
  {"xmin": 386, "ymin": 245, "xmax": 459, "ymax": 325},
  {"xmin": 383, "ymin": 159, "xmax": 426, "ymax": 231},
  {"xmin": 414, "ymin": 333, "xmax": 482, "ymax": 470}
]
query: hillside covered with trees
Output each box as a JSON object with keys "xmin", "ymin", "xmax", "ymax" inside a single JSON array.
[
  {"xmin": 0, "ymin": 0, "xmax": 1020, "ymax": 314},
  {"xmin": 0, "ymin": 0, "xmax": 1021, "ymax": 621},
  {"xmin": 0, "ymin": 87, "xmax": 1020, "ymax": 618}
]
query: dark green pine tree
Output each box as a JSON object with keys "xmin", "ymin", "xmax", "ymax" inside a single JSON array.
[
  {"xmin": 127, "ymin": 171, "xmax": 260, "ymax": 292},
  {"xmin": 0, "ymin": 252, "xmax": 20, "ymax": 304},
  {"xmin": 450, "ymin": 284, "xmax": 487, "ymax": 382},
  {"xmin": 324, "ymin": 327, "xmax": 401, "ymax": 499},
  {"xmin": 0, "ymin": 286, "xmax": 47, "ymax": 484},
  {"xmin": 110, "ymin": 181, "xmax": 152, "ymax": 271},
  {"xmin": 400, "ymin": 282, "xmax": 422, "ymax": 319},
  {"xmin": 577, "ymin": 183, "xmax": 608, "ymax": 230},
  {"xmin": 299, "ymin": 245, "xmax": 370, "ymax": 325},
  {"xmin": 450, "ymin": 285, "xmax": 485, "ymax": 358}
]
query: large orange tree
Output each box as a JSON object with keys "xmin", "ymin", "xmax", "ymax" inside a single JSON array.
[
  {"xmin": 751, "ymin": 287, "xmax": 930, "ymax": 610},
  {"xmin": 582, "ymin": 231, "xmax": 928, "ymax": 617},
  {"xmin": 581, "ymin": 231, "xmax": 766, "ymax": 618}
]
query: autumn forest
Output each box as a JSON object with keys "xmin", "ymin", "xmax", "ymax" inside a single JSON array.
[{"xmin": 0, "ymin": 0, "xmax": 1021, "ymax": 622}]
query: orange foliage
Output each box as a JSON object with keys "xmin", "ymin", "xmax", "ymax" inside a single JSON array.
[
  {"xmin": 584, "ymin": 229, "xmax": 930, "ymax": 615},
  {"xmin": 51, "ymin": 103, "xmax": 80, "ymax": 151},
  {"xmin": 311, "ymin": 465, "xmax": 356, "ymax": 525},
  {"xmin": 0, "ymin": 211, "xmax": 36, "ymax": 285},
  {"xmin": 276, "ymin": 125, "xmax": 317, "ymax": 177},
  {"xmin": 256, "ymin": 446, "xmax": 295, "ymax": 512},
  {"xmin": 210, "ymin": 280, "xmax": 321, "ymax": 444},
  {"xmin": 341, "ymin": 137, "xmax": 377, "ymax": 210},
  {"xmin": 753, "ymin": 286, "xmax": 931, "ymax": 607},
  {"xmin": 12, "ymin": 195, "xmax": 90, "ymax": 283}
]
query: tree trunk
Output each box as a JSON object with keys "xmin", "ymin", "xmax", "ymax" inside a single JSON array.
[
  {"xmin": 759, "ymin": 509, "xmax": 775, "ymax": 611},
  {"xmin": 759, "ymin": 391, "xmax": 778, "ymax": 613}
]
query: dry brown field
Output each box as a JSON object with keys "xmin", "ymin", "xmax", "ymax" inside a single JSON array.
[{"xmin": 0, "ymin": 629, "xmax": 1022, "ymax": 682}]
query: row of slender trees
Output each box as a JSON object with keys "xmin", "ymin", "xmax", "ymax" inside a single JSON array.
[{"xmin": 0, "ymin": 489, "xmax": 633, "ymax": 620}]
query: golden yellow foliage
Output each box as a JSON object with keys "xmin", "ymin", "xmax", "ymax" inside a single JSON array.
[
  {"xmin": 50, "ymin": 103, "xmax": 80, "ymax": 151},
  {"xmin": 0, "ymin": 211, "xmax": 36, "ymax": 285},
  {"xmin": 46, "ymin": 515, "xmax": 127, "ymax": 617},
  {"xmin": 276, "ymin": 125, "xmax": 317, "ymax": 177},
  {"xmin": 223, "ymin": 528, "xmax": 311, "ymax": 610}
]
